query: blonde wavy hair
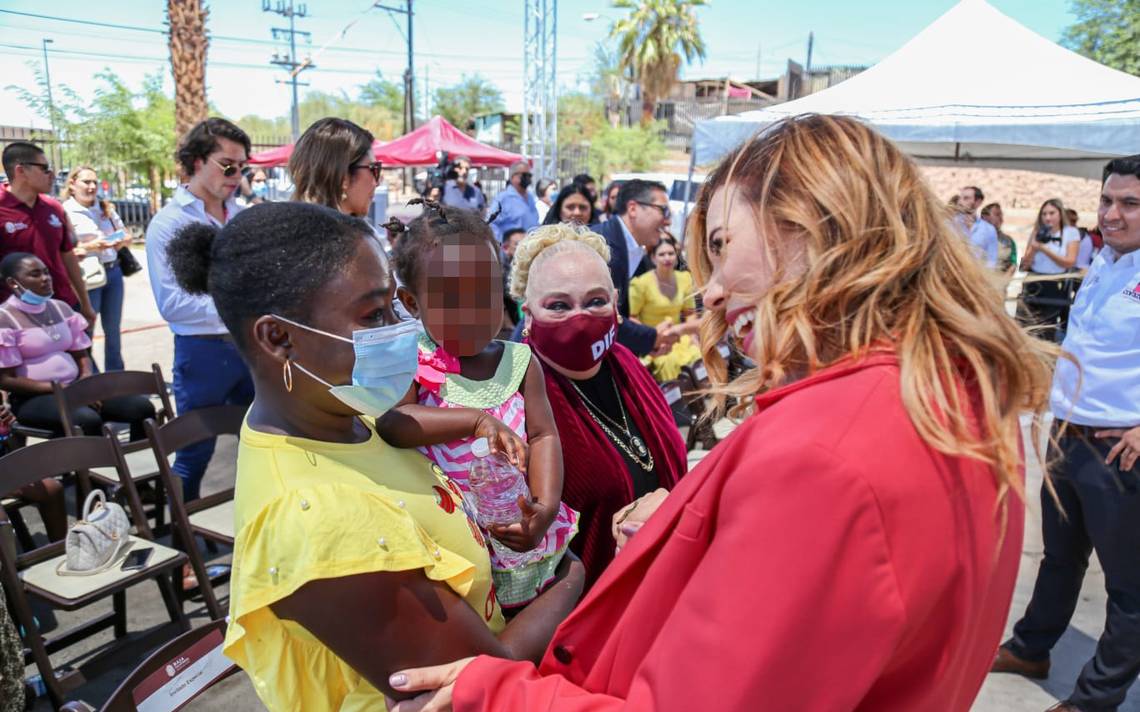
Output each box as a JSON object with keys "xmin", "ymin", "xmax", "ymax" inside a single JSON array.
[
  {"xmin": 508, "ymin": 222, "xmax": 611, "ymax": 302},
  {"xmin": 687, "ymin": 114, "xmax": 1059, "ymax": 500},
  {"xmin": 63, "ymin": 165, "xmax": 114, "ymax": 219}
]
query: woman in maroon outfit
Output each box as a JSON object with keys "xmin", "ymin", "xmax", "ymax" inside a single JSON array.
[{"xmin": 506, "ymin": 222, "xmax": 686, "ymax": 589}]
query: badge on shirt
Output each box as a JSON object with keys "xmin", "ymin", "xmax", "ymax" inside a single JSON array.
[
  {"xmin": 48, "ymin": 214, "xmax": 62, "ymax": 228},
  {"xmin": 1124, "ymin": 281, "xmax": 1140, "ymax": 304},
  {"xmin": 4, "ymin": 221, "xmax": 28, "ymax": 233}
]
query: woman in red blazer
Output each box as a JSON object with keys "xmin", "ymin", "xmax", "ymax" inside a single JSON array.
[{"xmin": 387, "ymin": 115, "xmax": 1061, "ymax": 711}]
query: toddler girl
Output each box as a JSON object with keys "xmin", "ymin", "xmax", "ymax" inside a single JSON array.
[{"xmin": 375, "ymin": 200, "xmax": 578, "ymax": 610}]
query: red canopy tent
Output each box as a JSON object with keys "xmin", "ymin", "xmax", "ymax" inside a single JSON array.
[
  {"xmin": 374, "ymin": 115, "xmax": 524, "ymax": 167},
  {"xmin": 248, "ymin": 116, "xmax": 524, "ymax": 169},
  {"xmin": 248, "ymin": 139, "xmax": 388, "ymax": 168}
]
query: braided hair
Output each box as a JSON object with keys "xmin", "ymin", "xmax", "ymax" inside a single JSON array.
[{"xmin": 391, "ymin": 198, "xmax": 500, "ymax": 296}]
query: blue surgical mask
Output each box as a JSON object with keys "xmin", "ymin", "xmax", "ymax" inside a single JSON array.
[
  {"xmin": 17, "ymin": 286, "xmax": 52, "ymax": 306},
  {"xmin": 252, "ymin": 182, "xmax": 268, "ymax": 198},
  {"xmin": 274, "ymin": 315, "xmax": 420, "ymax": 417}
]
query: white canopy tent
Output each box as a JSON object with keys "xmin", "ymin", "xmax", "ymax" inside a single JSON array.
[{"xmin": 690, "ymin": 0, "xmax": 1140, "ymax": 180}]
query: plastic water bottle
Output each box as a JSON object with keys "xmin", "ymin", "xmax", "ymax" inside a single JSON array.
[{"xmin": 467, "ymin": 437, "xmax": 537, "ymax": 567}]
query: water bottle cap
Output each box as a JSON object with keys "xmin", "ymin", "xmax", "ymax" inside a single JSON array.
[{"xmin": 471, "ymin": 437, "xmax": 491, "ymax": 457}]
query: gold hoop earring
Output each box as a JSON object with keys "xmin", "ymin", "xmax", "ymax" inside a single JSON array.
[
  {"xmin": 521, "ymin": 328, "xmax": 530, "ymax": 338},
  {"xmin": 283, "ymin": 359, "xmax": 294, "ymax": 392}
]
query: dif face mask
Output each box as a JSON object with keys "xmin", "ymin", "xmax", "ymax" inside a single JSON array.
[
  {"xmin": 526, "ymin": 310, "xmax": 617, "ymax": 372},
  {"xmin": 275, "ymin": 315, "xmax": 421, "ymax": 417}
]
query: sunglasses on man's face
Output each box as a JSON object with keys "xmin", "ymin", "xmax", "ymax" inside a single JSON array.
[
  {"xmin": 20, "ymin": 162, "xmax": 53, "ymax": 174},
  {"xmin": 350, "ymin": 161, "xmax": 383, "ymax": 182},
  {"xmin": 210, "ymin": 157, "xmax": 248, "ymax": 177},
  {"xmin": 636, "ymin": 200, "xmax": 671, "ymax": 219}
]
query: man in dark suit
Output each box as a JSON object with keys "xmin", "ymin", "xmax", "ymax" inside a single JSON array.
[{"xmin": 597, "ymin": 179, "xmax": 678, "ymax": 356}]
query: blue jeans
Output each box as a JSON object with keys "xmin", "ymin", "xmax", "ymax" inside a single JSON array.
[
  {"xmin": 171, "ymin": 334, "xmax": 254, "ymax": 500},
  {"xmin": 88, "ymin": 262, "xmax": 125, "ymax": 371}
]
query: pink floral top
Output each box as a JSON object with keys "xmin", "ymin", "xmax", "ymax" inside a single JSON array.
[{"xmin": 0, "ymin": 296, "xmax": 91, "ymax": 384}]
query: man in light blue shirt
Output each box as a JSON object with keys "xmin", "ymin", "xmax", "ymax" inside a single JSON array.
[
  {"xmin": 145, "ymin": 117, "xmax": 255, "ymax": 500},
  {"xmin": 957, "ymin": 185, "xmax": 999, "ymax": 268},
  {"xmin": 489, "ymin": 161, "xmax": 538, "ymax": 242},
  {"xmin": 440, "ymin": 155, "xmax": 486, "ymax": 215},
  {"xmin": 993, "ymin": 155, "xmax": 1140, "ymax": 712}
]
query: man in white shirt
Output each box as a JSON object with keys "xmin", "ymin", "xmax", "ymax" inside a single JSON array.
[
  {"xmin": 957, "ymin": 185, "xmax": 1000, "ymax": 268},
  {"xmin": 145, "ymin": 118, "xmax": 255, "ymax": 501},
  {"xmin": 992, "ymin": 155, "xmax": 1140, "ymax": 712}
]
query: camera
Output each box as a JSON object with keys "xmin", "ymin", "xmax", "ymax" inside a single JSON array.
[
  {"xmin": 1035, "ymin": 227, "xmax": 1056, "ymax": 244},
  {"xmin": 424, "ymin": 150, "xmax": 456, "ymax": 192}
]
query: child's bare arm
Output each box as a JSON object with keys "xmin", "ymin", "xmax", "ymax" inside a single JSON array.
[
  {"xmin": 489, "ymin": 355, "xmax": 563, "ymax": 551},
  {"xmin": 374, "ymin": 384, "xmax": 527, "ymax": 466}
]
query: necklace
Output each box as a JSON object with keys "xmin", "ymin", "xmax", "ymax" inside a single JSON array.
[{"xmin": 570, "ymin": 375, "xmax": 654, "ymax": 471}]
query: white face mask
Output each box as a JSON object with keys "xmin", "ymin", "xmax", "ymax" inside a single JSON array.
[{"xmin": 275, "ymin": 315, "xmax": 421, "ymax": 417}]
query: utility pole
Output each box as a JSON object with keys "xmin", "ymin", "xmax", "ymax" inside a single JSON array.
[
  {"xmin": 41, "ymin": 38, "xmax": 58, "ymax": 167},
  {"xmin": 263, "ymin": 0, "xmax": 313, "ymax": 141},
  {"xmin": 424, "ymin": 65, "xmax": 430, "ymax": 120},
  {"xmin": 374, "ymin": 2, "xmax": 414, "ymax": 133},
  {"xmin": 805, "ymin": 31, "xmax": 814, "ymax": 74},
  {"xmin": 755, "ymin": 41, "xmax": 761, "ymax": 80}
]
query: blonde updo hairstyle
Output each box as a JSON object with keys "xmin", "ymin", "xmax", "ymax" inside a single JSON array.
[{"xmin": 508, "ymin": 222, "xmax": 612, "ymax": 303}]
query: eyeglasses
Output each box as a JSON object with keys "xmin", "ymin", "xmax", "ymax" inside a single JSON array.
[
  {"xmin": 350, "ymin": 161, "xmax": 383, "ymax": 181},
  {"xmin": 209, "ymin": 158, "xmax": 247, "ymax": 177},
  {"xmin": 636, "ymin": 201, "xmax": 671, "ymax": 219},
  {"xmin": 20, "ymin": 162, "xmax": 53, "ymax": 174}
]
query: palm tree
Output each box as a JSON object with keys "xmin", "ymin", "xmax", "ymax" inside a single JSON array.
[
  {"xmin": 167, "ymin": 0, "xmax": 210, "ymax": 144},
  {"xmin": 610, "ymin": 0, "xmax": 707, "ymax": 125}
]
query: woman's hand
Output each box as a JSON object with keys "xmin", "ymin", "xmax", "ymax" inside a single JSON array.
[
  {"xmin": 0, "ymin": 404, "xmax": 15, "ymax": 429},
  {"xmin": 1097, "ymin": 426, "xmax": 1140, "ymax": 472},
  {"xmin": 613, "ymin": 488, "xmax": 669, "ymax": 552},
  {"xmin": 473, "ymin": 412, "xmax": 528, "ymax": 472},
  {"xmin": 488, "ymin": 496, "xmax": 554, "ymax": 552},
  {"xmin": 386, "ymin": 657, "xmax": 476, "ymax": 712}
]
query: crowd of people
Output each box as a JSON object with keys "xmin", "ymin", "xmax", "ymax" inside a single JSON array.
[{"xmin": 0, "ymin": 109, "xmax": 1137, "ymax": 712}]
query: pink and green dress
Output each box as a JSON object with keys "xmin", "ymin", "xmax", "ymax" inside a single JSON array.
[{"xmin": 415, "ymin": 334, "xmax": 579, "ymax": 609}]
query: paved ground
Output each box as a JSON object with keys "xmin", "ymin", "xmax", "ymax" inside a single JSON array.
[{"xmin": 15, "ymin": 247, "xmax": 1136, "ymax": 710}]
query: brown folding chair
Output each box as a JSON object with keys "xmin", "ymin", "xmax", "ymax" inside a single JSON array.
[
  {"xmin": 0, "ymin": 436, "xmax": 190, "ymax": 709},
  {"xmin": 54, "ymin": 365, "xmax": 175, "ymax": 529},
  {"xmin": 143, "ymin": 405, "xmax": 247, "ymax": 621},
  {"xmin": 59, "ymin": 619, "xmax": 241, "ymax": 712},
  {"xmin": 680, "ymin": 360, "xmax": 718, "ymax": 451}
]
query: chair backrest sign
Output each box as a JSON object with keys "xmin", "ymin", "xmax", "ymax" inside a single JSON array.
[{"xmin": 131, "ymin": 629, "xmax": 232, "ymax": 712}]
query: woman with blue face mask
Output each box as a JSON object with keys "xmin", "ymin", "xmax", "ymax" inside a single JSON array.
[
  {"xmin": 164, "ymin": 201, "xmax": 584, "ymax": 712},
  {"xmin": 0, "ymin": 252, "xmax": 156, "ymax": 541}
]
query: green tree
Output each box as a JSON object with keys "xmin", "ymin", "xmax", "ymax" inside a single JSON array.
[
  {"xmin": 68, "ymin": 71, "xmax": 176, "ymax": 210},
  {"xmin": 587, "ymin": 122, "xmax": 667, "ymax": 178},
  {"xmin": 6, "ymin": 68, "xmax": 175, "ymax": 208},
  {"xmin": 610, "ymin": 0, "xmax": 707, "ymax": 124},
  {"xmin": 359, "ymin": 70, "xmax": 405, "ymax": 115},
  {"xmin": 432, "ymin": 75, "xmax": 505, "ymax": 132},
  {"xmin": 558, "ymin": 92, "xmax": 607, "ymax": 147},
  {"xmin": 1062, "ymin": 0, "xmax": 1140, "ymax": 77}
]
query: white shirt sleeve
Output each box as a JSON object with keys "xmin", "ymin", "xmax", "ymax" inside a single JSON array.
[
  {"xmin": 144, "ymin": 211, "xmax": 222, "ymax": 332},
  {"xmin": 66, "ymin": 207, "xmax": 103, "ymax": 241}
]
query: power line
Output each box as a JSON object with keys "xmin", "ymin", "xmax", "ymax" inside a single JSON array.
[{"xmin": 0, "ymin": 9, "xmax": 588, "ymax": 62}]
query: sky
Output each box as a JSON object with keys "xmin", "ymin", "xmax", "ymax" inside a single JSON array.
[{"xmin": 0, "ymin": 0, "xmax": 1079, "ymax": 133}]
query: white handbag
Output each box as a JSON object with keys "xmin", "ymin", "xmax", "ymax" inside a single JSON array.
[
  {"xmin": 56, "ymin": 490, "xmax": 132, "ymax": 576},
  {"xmin": 80, "ymin": 254, "xmax": 107, "ymax": 290}
]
